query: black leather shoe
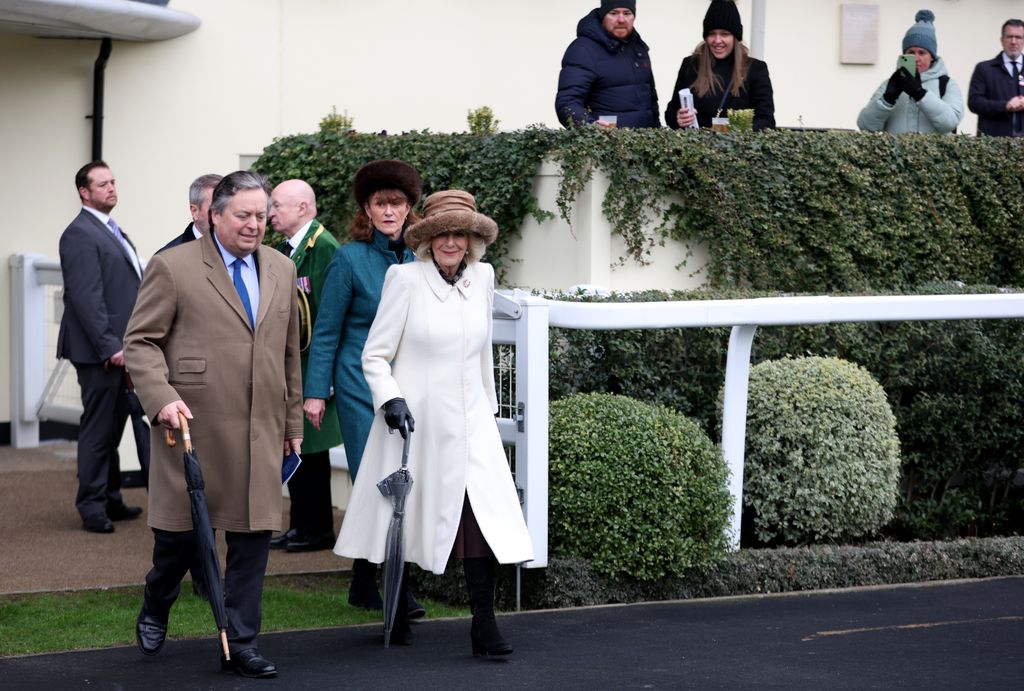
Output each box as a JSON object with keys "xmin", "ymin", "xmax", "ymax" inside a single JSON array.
[
  {"xmin": 221, "ymin": 648, "xmax": 277, "ymax": 678},
  {"xmin": 83, "ymin": 513, "xmax": 114, "ymax": 533},
  {"xmin": 269, "ymin": 528, "xmax": 298, "ymax": 549},
  {"xmin": 107, "ymin": 503, "xmax": 143, "ymax": 521},
  {"xmin": 285, "ymin": 530, "xmax": 335, "ymax": 552},
  {"xmin": 135, "ymin": 605, "xmax": 168, "ymax": 656}
]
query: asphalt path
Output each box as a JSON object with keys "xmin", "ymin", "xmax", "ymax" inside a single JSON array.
[{"xmin": 3, "ymin": 576, "xmax": 1022, "ymax": 690}]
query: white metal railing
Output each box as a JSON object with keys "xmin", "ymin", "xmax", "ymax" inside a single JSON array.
[
  {"xmin": 9, "ymin": 253, "xmax": 73, "ymax": 448},
  {"xmin": 541, "ymin": 293, "xmax": 1024, "ymax": 549},
  {"xmin": 493, "ymin": 290, "xmax": 549, "ymax": 569}
]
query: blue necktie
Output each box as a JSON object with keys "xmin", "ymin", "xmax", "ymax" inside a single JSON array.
[{"xmin": 232, "ymin": 259, "xmax": 255, "ymax": 329}]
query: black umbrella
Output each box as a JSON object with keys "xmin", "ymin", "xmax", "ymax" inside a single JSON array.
[
  {"xmin": 124, "ymin": 371, "xmax": 150, "ymax": 488},
  {"xmin": 376, "ymin": 422, "xmax": 413, "ymax": 648},
  {"xmin": 165, "ymin": 413, "xmax": 230, "ymax": 660}
]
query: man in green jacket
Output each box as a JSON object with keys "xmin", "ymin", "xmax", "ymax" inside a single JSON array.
[{"xmin": 269, "ymin": 179, "xmax": 343, "ymax": 552}]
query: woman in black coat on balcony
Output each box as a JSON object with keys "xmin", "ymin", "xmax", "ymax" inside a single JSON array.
[{"xmin": 665, "ymin": 0, "xmax": 775, "ymax": 132}]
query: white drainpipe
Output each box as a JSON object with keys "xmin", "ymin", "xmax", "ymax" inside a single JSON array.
[{"xmin": 749, "ymin": 0, "xmax": 767, "ymax": 60}]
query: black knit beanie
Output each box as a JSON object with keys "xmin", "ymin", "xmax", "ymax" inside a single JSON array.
[
  {"xmin": 600, "ymin": 0, "xmax": 636, "ymax": 17},
  {"xmin": 703, "ymin": 0, "xmax": 742, "ymax": 41}
]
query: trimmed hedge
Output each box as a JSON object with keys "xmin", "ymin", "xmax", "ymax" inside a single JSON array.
[
  {"xmin": 548, "ymin": 394, "xmax": 730, "ymax": 580},
  {"xmin": 739, "ymin": 357, "xmax": 901, "ymax": 546},
  {"xmin": 416, "ymin": 537, "xmax": 1024, "ymax": 610}
]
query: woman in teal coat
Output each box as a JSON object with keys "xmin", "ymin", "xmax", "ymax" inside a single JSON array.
[{"xmin": 303, "ymin": 159, "xmax": 422, "ymax": 614}]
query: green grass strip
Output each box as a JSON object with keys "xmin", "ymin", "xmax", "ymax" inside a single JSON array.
[{"xmin": 0, "ymin": 572, "xmax": 468, "ymax": 657}]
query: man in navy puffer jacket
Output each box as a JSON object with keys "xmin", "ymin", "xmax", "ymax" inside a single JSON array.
[{"xmin": 555, "ymin": 1, "xmax": 660, "ymax": 128}]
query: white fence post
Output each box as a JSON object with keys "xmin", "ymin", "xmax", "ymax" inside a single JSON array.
[
  {"xmin": 9, "ymin": 253, "xmax": 47, "ymax": 448},
  {"xmin": 515, "ymin": 294, "xmax": 550, "ymax": 568},
  {"xmin": 720, "ymin": 324, "xmax": 758, "ymax": 550}
]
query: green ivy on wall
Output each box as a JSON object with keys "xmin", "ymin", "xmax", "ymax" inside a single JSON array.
[
  {"xmin": 253, "ymin": 128, "xmax": 557, "ymax": 279},
  {"xmin": 255, "ymin": 126, "xmax": 1024, "ymax": 292}
]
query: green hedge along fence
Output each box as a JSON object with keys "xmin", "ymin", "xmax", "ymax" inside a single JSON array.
[{"xmin": 549, "ymin": 284, "xmax": 1024, "ymax": 543}]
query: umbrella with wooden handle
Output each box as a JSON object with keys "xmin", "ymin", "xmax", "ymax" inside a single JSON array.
[{"xmin": 165, "ymin": 412, "xmax": 230, "ymax": 660}]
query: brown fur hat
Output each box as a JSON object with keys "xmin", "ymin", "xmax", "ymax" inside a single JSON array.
[
  {"xmin": 352, "ymin": 159, "xmax": 422, "ymax": 208},
  {"xmin": 404, "ymin": 190, "xmax": 498, "ymax": 250}
]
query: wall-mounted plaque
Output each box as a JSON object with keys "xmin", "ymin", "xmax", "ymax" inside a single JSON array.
[{"xmin": 840, "ymin": 4, "xmax": 879, "ymax": 64}]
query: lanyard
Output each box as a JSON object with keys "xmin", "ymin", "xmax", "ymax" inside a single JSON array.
[{"xmin": 716, "ymin": 77, "xmax": 734, "ymax": 118}]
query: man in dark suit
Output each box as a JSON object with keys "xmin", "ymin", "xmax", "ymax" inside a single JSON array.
[
  {"xmin": 58, "ymin": 161, "xmax": 143, "ymax": 534},
  {"xmin": 968, "ymin": 18, "xmax": 1024, "ymax": 137},
  {"xmin": 125, "ymin": 171, "xmax": 303, "ymax": 679},
  {"xmin": 159, "ymin": 173, "xmax": 222, "ymax": 253}
]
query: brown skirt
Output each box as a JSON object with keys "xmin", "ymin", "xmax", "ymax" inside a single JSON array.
[{"xmin": 451, "ymin": 492, "xmax": 494, "ymax": 560}]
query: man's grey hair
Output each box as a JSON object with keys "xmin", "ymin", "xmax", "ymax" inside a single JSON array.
[
  {"xmin": 189, "ymin": 174, "xmax": 223, "ymax": 206},
  {"xmin": 210, "ymin": 171, "xmax": 271, "ymax": 214}
]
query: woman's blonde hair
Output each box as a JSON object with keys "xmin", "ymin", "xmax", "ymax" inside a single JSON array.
[{"xmin": 691, "ymin": 40, "xmax": 750, "ymax": 99}]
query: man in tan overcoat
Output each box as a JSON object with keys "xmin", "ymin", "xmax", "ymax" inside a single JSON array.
[{"xmin": 124, "ymin": 171, "xmax": 303, "ymax": 679}]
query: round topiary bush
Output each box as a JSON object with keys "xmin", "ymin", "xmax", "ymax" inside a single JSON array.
[
  {"xmin": 548, "ymin": 393, "xmax": 731, "ymax": 581},
  {"xmin": 738, "ymin": 356, "xmax": 901, "ymax": 545}
]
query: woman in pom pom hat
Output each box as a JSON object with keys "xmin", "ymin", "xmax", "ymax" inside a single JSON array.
[
  {"xmin": 335, "ymin": 190, "xmax": 533, "ymax": 653},
  {"xmin": 665, "ymin": 0, "xmax": 775, "ymax": 131},
  {"xmin": 302, "ymin": 159, "xmax": 426, "ymax": 616},
  {"xmin": 857, "ymin": 9, "xmax": 963, "ymax": 134}
]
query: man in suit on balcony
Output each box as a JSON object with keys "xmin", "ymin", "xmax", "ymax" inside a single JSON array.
[{"xmin": 968, "ymin": 18, "xmax": 1024, "ymax": 136}]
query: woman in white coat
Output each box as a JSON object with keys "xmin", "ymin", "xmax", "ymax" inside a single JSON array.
[{"xmin": 335, "ymin": 189, "xmax": 533, "ymax": 653}]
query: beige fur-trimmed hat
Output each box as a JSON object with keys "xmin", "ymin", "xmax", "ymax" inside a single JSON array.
[{"xmin": 404, "ymin": 190, "xmax": 498, "ymax": 250}]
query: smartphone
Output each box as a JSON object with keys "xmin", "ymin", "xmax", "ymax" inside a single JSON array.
[{"xmin": 897, "ymin": 54, "xmax": 916, "ymax": 76}]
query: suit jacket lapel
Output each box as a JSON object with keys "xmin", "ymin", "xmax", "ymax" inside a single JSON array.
[
  {"xmin": 254, "ymin": 245, "xmax": 278, "ymax": 330},
  {"xmin": 290, "ymin": 219, "xmax": 324, "ymax": 268},
  {"xmin": 201, "ymin": 231, "xmax": 254, "ymax": 331},
  {"xmin": 82, "ymin": 210, "xmax": 137, "ymax": 271}
]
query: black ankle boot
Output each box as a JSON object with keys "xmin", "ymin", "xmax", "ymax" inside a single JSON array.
[
  {"xmin": 348, "ymin": 558, "xmax": 383, "ymax": 610},
  {"xmin": 463, "ymin": 557, "xmax": 513, "ymax": 656}
]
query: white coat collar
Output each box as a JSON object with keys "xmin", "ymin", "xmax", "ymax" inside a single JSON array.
[{"xmin": 419, "ymin": 258, "xmax": 475, "ymax": 302}]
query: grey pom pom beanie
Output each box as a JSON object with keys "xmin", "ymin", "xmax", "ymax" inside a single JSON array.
[{"xmin": 903, "ymin": 9, "xmax": 937, "ymax": 58}]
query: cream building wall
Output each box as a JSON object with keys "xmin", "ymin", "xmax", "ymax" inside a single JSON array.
[{"xmin": 0, "ymin": 0, "xmax": 1017, "ymax": 427}]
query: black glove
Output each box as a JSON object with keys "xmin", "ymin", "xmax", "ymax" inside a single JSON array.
[
  {"xmin": 882, "ymin": 69, "xmax": 903, "ymax": 105},
  {"xmin": 895, "ymin": 67, "xmax": 927, "ymax": 102},
  {"xmin": 383, "ymin": 398, "xmax": 415, "ymax": 438}
]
